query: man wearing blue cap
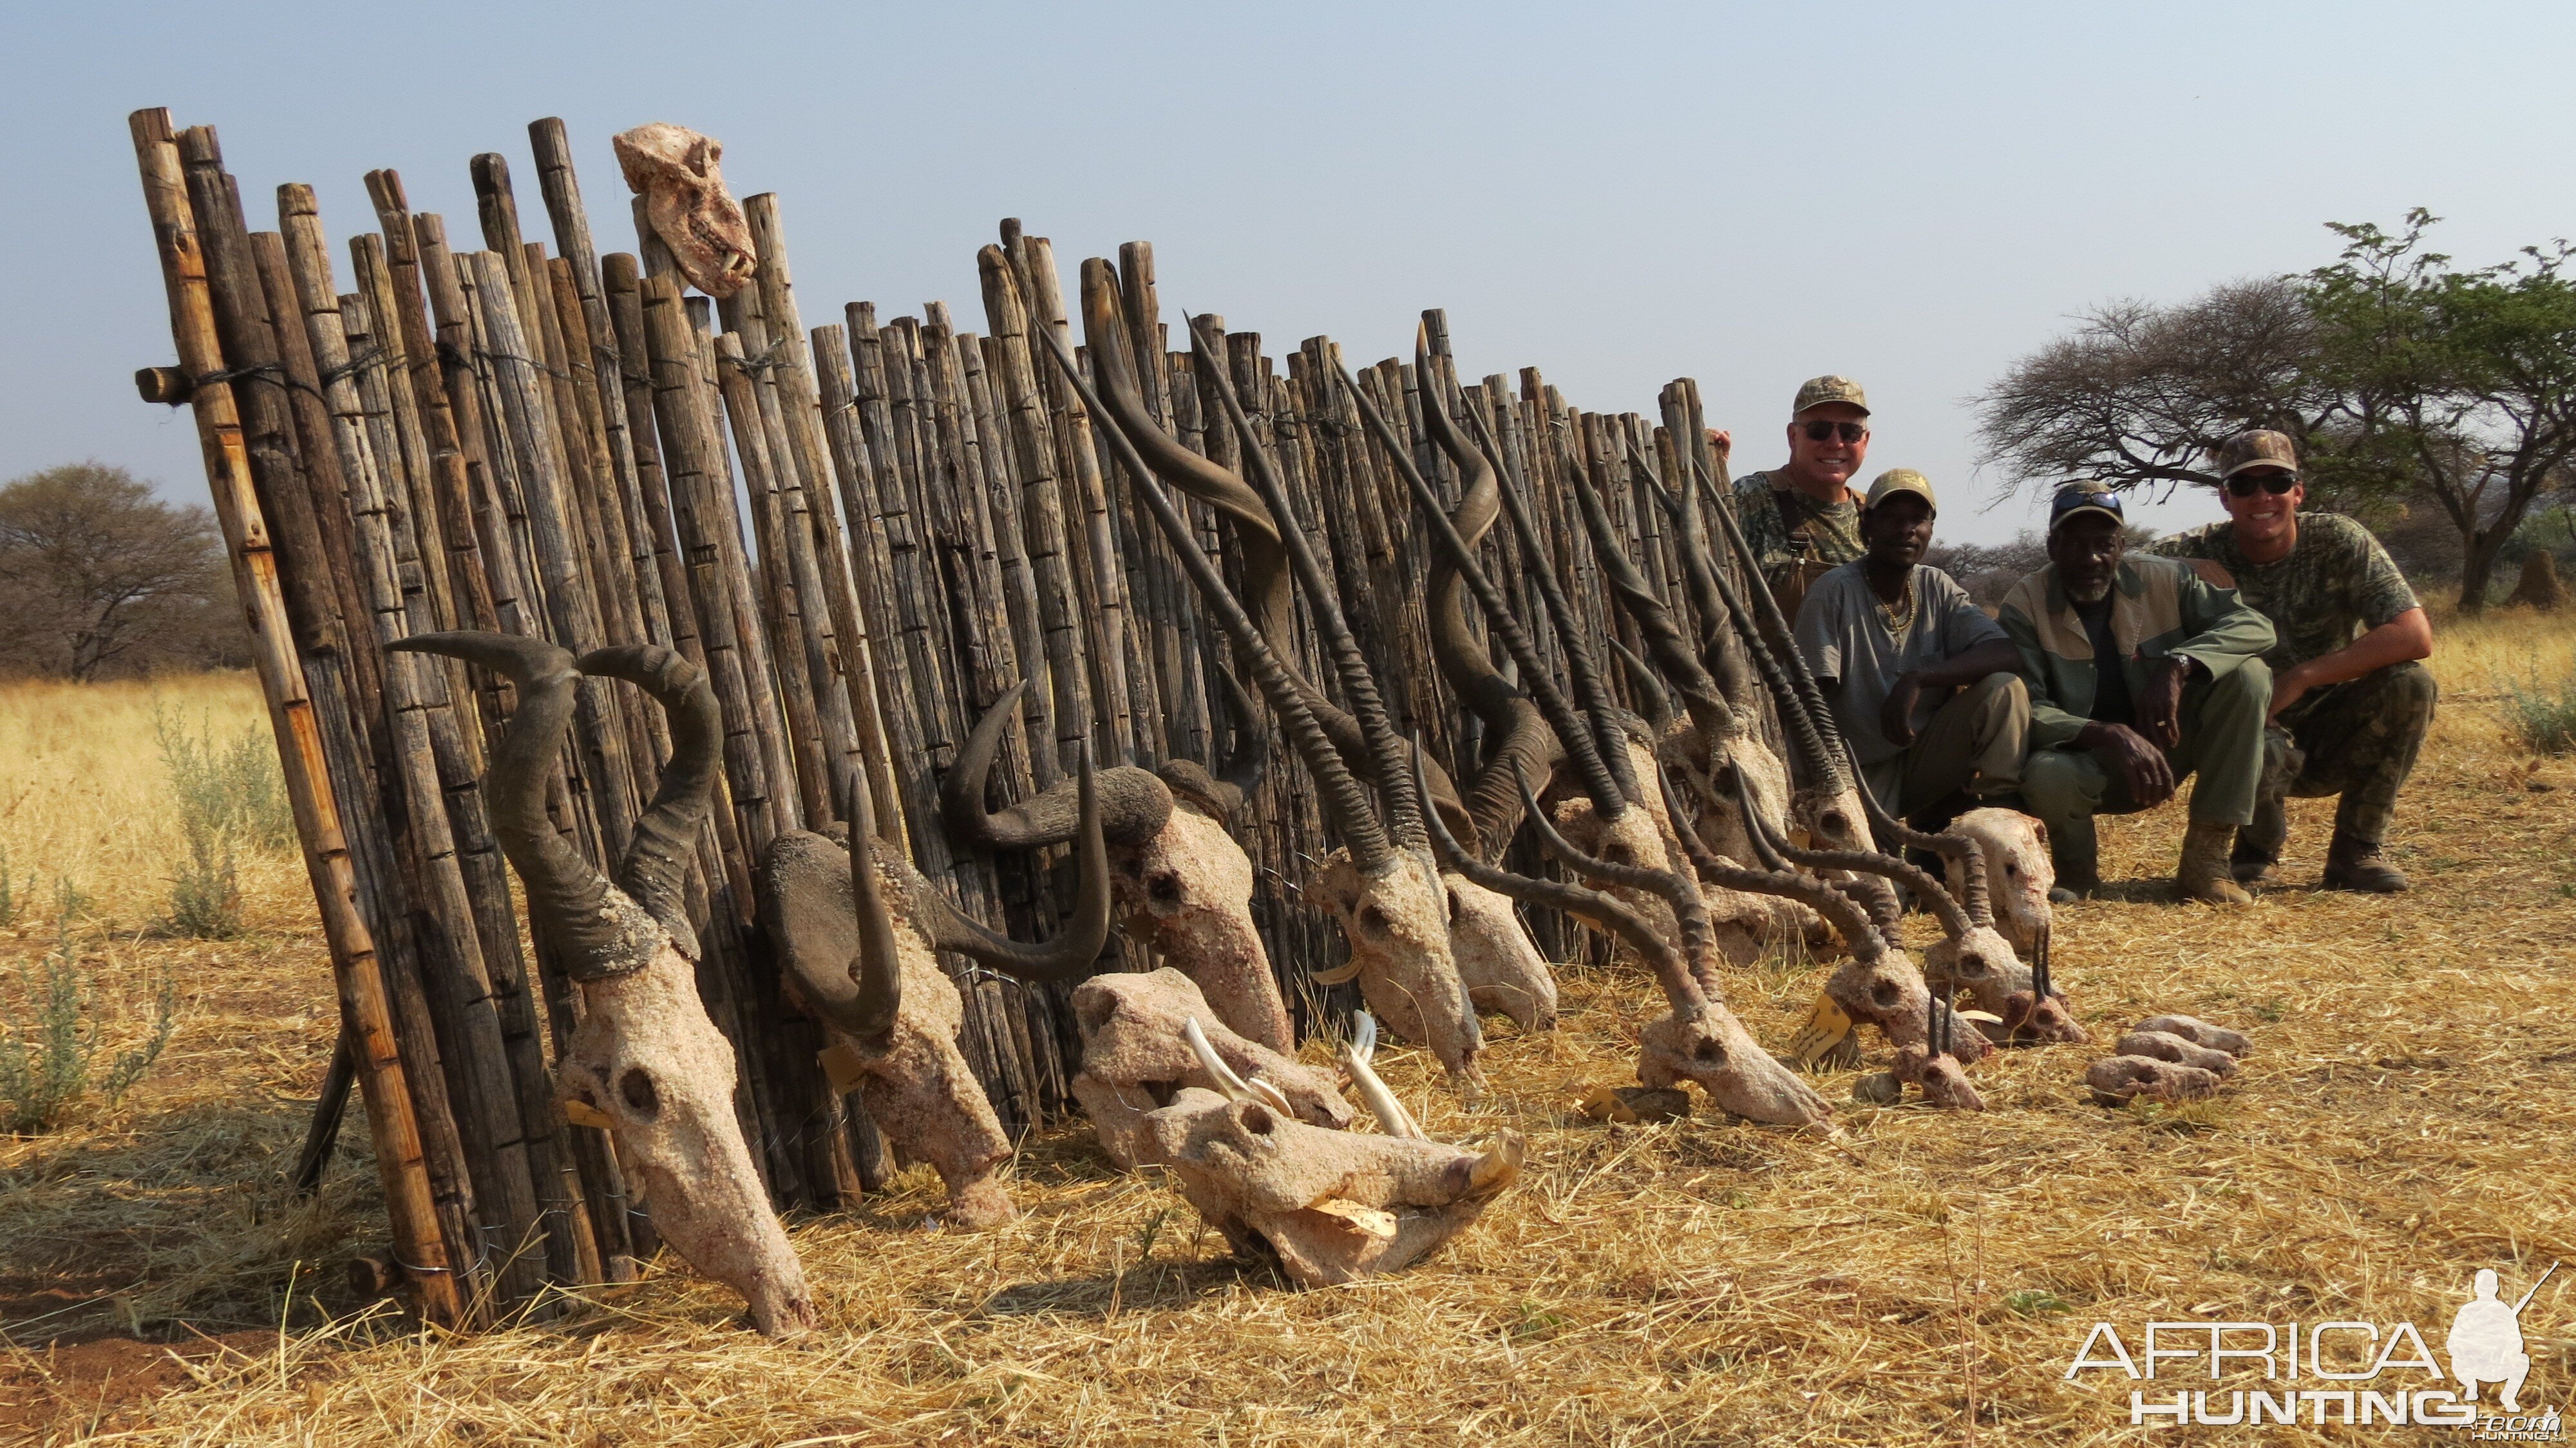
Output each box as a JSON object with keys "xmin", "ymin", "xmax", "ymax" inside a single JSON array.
[{"xmin": 2000, "ymin": 483, "xmax": 2277, "ymax": 904}]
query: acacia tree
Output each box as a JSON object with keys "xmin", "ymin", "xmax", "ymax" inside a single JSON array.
[
  {"xmin": 0, "ymin": 463, "xmax": 232, "ymax": 679},
  {"xmin": 2305, "ymin": 211, "xmax": 2576, "ymax": 612}
]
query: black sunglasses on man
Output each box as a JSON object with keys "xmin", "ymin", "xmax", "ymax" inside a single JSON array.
[
  {"xmin": 2225, "ymin": 470, "xmax": 2298, "ymax": 498},
  {"xmin": 1801, "ymin": 420, "xmax": 1867, "ymax": 444}
]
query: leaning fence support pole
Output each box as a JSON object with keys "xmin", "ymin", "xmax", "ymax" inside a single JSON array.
[{"xmin": 128, "ymin": 106, "xmax": 462, "ymax": 1326}]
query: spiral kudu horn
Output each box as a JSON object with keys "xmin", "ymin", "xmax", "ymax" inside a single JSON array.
[
  {"xmin": 1034, "ymin": 282, "xmax": 1393, "ymax": 873},
  {"xmin": 943, "ymin": 678, "xmax": 1175, "ymax": 850},
  {"xmin": 1183, "ymin": 310, "xmax": 1425, "ymax": 852},
  {"xmin": 388, "ymin": 632, "xmax": 664, "ymax": 979}
]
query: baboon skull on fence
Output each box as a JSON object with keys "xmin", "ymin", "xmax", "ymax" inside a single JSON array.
[{"xmin": 612, "ymin": 123, "xmax": 756, "ymax": 299}]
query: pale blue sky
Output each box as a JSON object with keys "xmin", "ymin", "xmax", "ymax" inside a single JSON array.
[{"xmin": 8, "ymin": 1, "xmax": 2571, "ymax": 544}]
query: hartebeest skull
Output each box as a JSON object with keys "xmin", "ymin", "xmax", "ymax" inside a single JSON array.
[
  {"xmin": 612, "ymin": 122, "xmax": 756, "ymax": 298},
  {"xmin": 761, "ymin": 752, "xmax": 1111, "ymax": 1228},
  {"xmin": 1067, "ymin": 967, "xmax": 1350, "ymax": 1169},
  {"xmin": 1146, "ymin": 1011, "xmax": 1522, "ymax": 1286},
  {"xmin": 388, "ymin": 633, "xmax": 812, "ymax": 1337},
  {"xmin": 944, "ymin": 676, "xmax": 1294, "ymax": 1050}
]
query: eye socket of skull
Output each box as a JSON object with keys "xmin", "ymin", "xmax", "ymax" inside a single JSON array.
[
  {"xmin": 1148, "ymin": 872, "xmax": 1184, "ymax": 908},
  {"xmin": 1820, "ymin": 809, "xmax": 1850, "ymax": 837},
  {"xmin": 1870, "ymin": 979, "xmax": 1901, "ymax": 1010},
  {"xmin": 620, "ymin": 1067, "xmax": 660, "ymax": 1119},
  {"xmin": 1240, "ymin": 1103, "xmax": 1275, "ymax": 1136},
  {"xmin": 1602, "ymin": 840, "xmax": 1633, "ymax": 865},
  {"xmin": 1358, "ymin": 904, "xmax": 1389, "ymax": 938},
  {"xmin": 1692, "ymin": 1036, "xmax": 1727, "ymax": 1064}
]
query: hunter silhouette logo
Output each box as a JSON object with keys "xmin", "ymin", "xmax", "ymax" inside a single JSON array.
[{"xmin": 2063, "ymin": 1260, "xmax": 2561, "ymax": 1431}]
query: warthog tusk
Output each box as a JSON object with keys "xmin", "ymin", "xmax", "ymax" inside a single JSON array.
[
  {"xmin": 1182, "ymin": 1017, "xmax": 1260, "ymax": 1105},
  {"xmin": 1341, "ymin": 1011, "xmax": 1424, "ymax": 1139}
]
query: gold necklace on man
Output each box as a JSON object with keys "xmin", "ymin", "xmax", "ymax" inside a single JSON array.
[{"xmin": 1877, "ymin": 568, "xmax": 1915, "ymax": 639}]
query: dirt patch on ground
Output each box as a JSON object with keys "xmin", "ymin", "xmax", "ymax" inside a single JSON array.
[{"xmin": 0, "ymin": 1328, "xmax": 279, "ymax": 1439}]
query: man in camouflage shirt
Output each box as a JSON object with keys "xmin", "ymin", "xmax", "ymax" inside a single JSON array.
[
  {"xmin": 2148, "ymin": 430, "xmax": 2436, "ymax": 892},
  {"xmin": 1732, "ymin": 374, "xmax": 1870, "ymax": 617}
]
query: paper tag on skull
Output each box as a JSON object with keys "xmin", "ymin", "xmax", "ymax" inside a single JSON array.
[
  {"xmin": 561, "ymin": 1097, "xmax": 613, "ymax": 1130},
  {"xmin": 1785, "ymin": 991, "xmax": 1859, "ymax": 1069},
  {"xmin": 818, "ymin": 1042, "xmax": 869, "ymax": 1093}
]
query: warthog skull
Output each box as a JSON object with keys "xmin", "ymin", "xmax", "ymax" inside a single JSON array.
[
  {"xmin": 613, "ymin": 122, "xmax": 756, "ymax": 298},
  {"xmin": 1146, "ymin": 1013, "xmax": 1521, "ymax": 1286},
  {"xmin": 1068, "ymin": 967, "xmax": 1349, "ymax": 1169},
  {"xmin": 390, "ymin": 633, "xmax": 813, "ymax": 1337}
]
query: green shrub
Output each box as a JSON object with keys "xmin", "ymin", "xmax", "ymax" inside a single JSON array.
[
  {"xmin": 2499, "ymin": 669, "xmax": 2576, "ymax": 755},
  {"xmin": 164, "ymin": 821, "xmax": 243, "ymax": 940},
  {"xmin": 151, "ymin": 706, "xmax": 288, "ymax": 937},
  {"xmin": 0, "ymin": 902, "xmax": 178, "ymax": 1134}
]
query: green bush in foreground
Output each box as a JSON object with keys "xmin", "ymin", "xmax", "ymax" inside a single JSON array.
[
  {"xmin": 0, "ymin": 896, "xmax": 178, "ymax": 1134},
  {"xmin": 2499, "ymin": 669, "xmax": 2576, "ymax": 755}
]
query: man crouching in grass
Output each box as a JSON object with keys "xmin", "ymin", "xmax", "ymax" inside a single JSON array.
[
  {"xmin": 2003, "ymin": 482, "xmax": 2277, "ymax": 905},
  {"xmin": 1792, "ymin": 468, "xmax": 2028, "ymax": 839},
  {"xmin": 2148, "ymin": 430, "xmax": 2435, "ymax": 893}
]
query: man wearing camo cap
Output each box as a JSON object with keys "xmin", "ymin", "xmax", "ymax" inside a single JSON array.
[
  {"xmin": 2148, "ymin": 429, "xmax": 2435, "ymax": 891},
  {"xmin": 1733, "ymin": 374, "xmax": 1871, "ymax": 617}
]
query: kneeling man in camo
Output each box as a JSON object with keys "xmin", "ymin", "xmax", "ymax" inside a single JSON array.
[
  {"xmin": 2002, "ymin": 483, "xmax": 2277, "ymax": 904},
  {"xmin": 2147, "ymin": 430, "xmax": 2435, "ymax": 892},
  {"xmin": 1793, "ymin": 469, "xmax": 2028, "ymax": 833}
]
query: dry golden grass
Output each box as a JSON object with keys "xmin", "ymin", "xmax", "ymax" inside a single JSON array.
[{"xmin": 3, "ymin": 613, "xmax": 2573, "ymax": 1445}]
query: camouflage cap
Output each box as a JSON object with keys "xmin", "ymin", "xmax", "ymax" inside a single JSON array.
[
  {"xmin": 1792, "ymin": 374, "xmax": 1869, "ymax": 417},
  {"xmin": 2048, "ymin": 480, "xmax": 2125, "ymax": 536},
  {"xmin": 1862, "ymin": 468, "xmax": 1935, "ymax": 511},
  {"xmin": 2216, "ymin": 428, "xmax": 2300, "ymax": 480}
]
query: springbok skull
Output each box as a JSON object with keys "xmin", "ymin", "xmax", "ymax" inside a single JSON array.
[
  {"xmin": 389, "ymin": 633, "xmax": 812, "ymax": 1337},
  {"xmin": 1146, "ymin": 1013, "xmax": 1522, "ymax": 1286},
  {"xmin": 945, "ymin": 676, "xmax": 1293, "ymax": 1050},
  {"xmin": 1068, "ymin": 967, "xmax": 1349, "ymax": 1169},
  {"xmin": 1947, "ymin": 807, "xmax": 2054, "ymax": 958},
  {"xmin": 613, "ymin": 122, "xmax": 756, "ymax": 298},
  {"xmin": 762, "ymin": 752, "xmax": 1110, "ymax": 1228}
]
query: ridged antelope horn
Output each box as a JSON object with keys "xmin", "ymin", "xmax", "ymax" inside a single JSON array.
[
  {"xmin": 942, "ymin": 678, "xmax": 1176, "ymax": 850},
  {"xmin": 916, "ymin": 743, "xmax": 1115, "ymax": 980},
  {"xmin": 1343, "ymin": 355, "xmax": 1633, "ymax": 821},
  {"xmin": 389, "ymin": 632, "xmax": 649, "ymax": 981},
  {"xmin": 1185, "ymin": 311, "xmax": 1425, "ymax": 852},
  {"xmin": 1340, "ymin": 1010, "xmax": 1425, "ymax": 1138},
  {"xmin": 1415, "ymin": 742, "xmax": 1703, "ymax": 1012},
  {"xmin": 1692, "ymin": 461, "xmax": 1852, "ymax": 792},
  {"xmin": 1609, "ymin": 637, "xmax": 1675, "ymax": 738},
  {"xmin": 1558, "ymin": 430, "xmax": 1741, "ymax": 756},
  {"xmin": 1733, "ymin": 768, "xmax": 1906, "ymax": 955},
  {"xmin": 1034, "ymin": 289, "xmax": 1394, "ymax": 873},
  {"xmin": 578, "ymin": 644, "xmax": 721, "ymax": 953},
  {"xmin": 1512, "ymin": 762, "xmax": 1715, "ymax": 976}
]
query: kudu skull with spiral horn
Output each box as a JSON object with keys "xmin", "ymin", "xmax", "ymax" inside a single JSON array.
[
  {"xmin": 388, "ymin": 633, "xmax": 814, "ymax": 1337},
  {"xmin": 761, "ymin": 746, "xmax": 1112, "ymax": 1229},
  {"xmin": 1034, "ymin": 272, "xmax": 1484, "ymax": 1087}
]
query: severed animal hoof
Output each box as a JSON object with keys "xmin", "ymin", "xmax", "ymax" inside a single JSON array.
[
  {"xmin": 2087, "ymin": 1054, "xmax": 2222, "ymax": 1107},
  {"xmin": 2133, "ymin": 1015, "xmax": 2251, "ymax": 1058},
  {"xmin": 1893, "ymin": 1044, "xmax": 1985, "ymax": 1110},
  {"xmin": 2115, "ymin": 1030, "xmax": 2239, "ymax": 1078},
  {"xmin": 1995, "ymin": 991, "xmax": 2092, "ymax": 1045}
]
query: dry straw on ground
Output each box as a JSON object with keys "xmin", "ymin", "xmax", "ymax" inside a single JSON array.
[{"xmin": 2, "ymin": 610, "xmax": 2571, "ymax": 1445}]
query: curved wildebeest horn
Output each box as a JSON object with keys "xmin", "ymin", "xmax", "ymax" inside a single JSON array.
[
  {"xmin": 1182, "ymin": 310, "xmax": 1425, "ymax": 852},
  {"xmin": 943, "ymin": 678, "xmax": 1176, "ymax": 850},
  {"xmin": 1559, "ymin": 430, "xmax": 1743, "ymax": 758},
  {"xmin": 1415, "ymin": 741, "xmax": 1704, "ymax": 1015},
  {"xmin": 918, "ymin": 743, "xmax": 1115, "ymax": 980},
  {"xmin": 1342, "ymin": 354, "xmax": 1633, "ymax": 824},
  {"xmin": 578, "ymin": 643, "xmax": 721, "ymax": 949},
  {"xmin": 1034, "ymin": 285, "xmax": 1394, "ymax": 873},
  {"xmin": 390, "ymin": 632, "xmax": 668, "ymax": 980}
]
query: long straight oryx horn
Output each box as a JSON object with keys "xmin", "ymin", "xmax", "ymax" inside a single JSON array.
[
  {"xmin": 1034, "ymin": 290, "xmax": 1395, "ymax": 874},
  {"xmin": 389, "ymin": 632, "xmax": 659, "ymax": 980},
  {"xmin": 1186, "ymin": 311, "xmax": 1425, "ymax": 852},
  {"xmin": 1344, "ymin": 356, "xmax": 1635, "ymax": 822}
]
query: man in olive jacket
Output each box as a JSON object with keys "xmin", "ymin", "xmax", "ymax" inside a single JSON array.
[{"xmin": 2000, "ymin": 484, "xmax": 2277, "ymax": 904}]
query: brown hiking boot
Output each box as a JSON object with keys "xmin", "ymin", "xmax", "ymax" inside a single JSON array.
[
  {"xmin": 2230, "ymin": 839, "xmax": 2279, "ymax": 885},
  {"xmin": 2179, "ymin": 819, "xmax": 2253, "ymax": 904},
  {"xmin": 2323, "ymin": 831, "xmax": 2409, "ymax": 893},
  {"xmin": 2049, "ymin": 815, "xmax": 2098, "ymax": 904}
]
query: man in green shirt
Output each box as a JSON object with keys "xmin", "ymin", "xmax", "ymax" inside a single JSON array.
[
  {"xmin": 1733, "ymin": 374, "xmax": 1870, "ymax": 617},
  {"xmin": 2148, "ymin": 430, "xmax": 2436, "ymax": 892},
  {"xmin": 2002, "ymin": 484, "xmax": 2278, "ymax": 904}
]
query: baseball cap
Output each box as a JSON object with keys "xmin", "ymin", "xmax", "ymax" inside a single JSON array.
[
  {"xmin": 2047, "ymin": 481, "xmax": 2125, "ymax": 536},
  {"xmin": 2215, "ymin": 428, "xmax": 2300, "ymax": 480},
  {"xmin": 1792, "ymin": 375, "xmax": 1869, "ymax": 417},
  {"xmin": 1863, "ymin": 469, "xmax": 1936, "ymax": 511}
]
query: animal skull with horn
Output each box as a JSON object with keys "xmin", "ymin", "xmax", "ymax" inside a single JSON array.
[
  {"xmin": 1047, "ymin": 266, "xmax": 1484, "ymax": 1086},
  {"xmin": 1143, "ymin": 1010, "xmax": 1523, "ymax": 1286},
  {"xmin": 943, "ymin": 670, "xmax": 1294, "ymax": 1051},
  {"xmin": 388, "ymin": 633, "xmax": 813, "ymax": 1337},
  {"xmin": 761, "ymin": 747, "xmax": 1112, "ymax": 1229},
  {"xmin": 1067, "ymin": 967, "xmax": 1351, "ymax": 1169}
]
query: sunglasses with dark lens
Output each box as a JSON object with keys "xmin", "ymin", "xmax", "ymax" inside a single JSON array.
[
  {"xmin": 1801, "ymin": 421, "xmax": 1868, "ymax": 444},
  {"xmin": 2225, "ymin": 472, "xmax": 2299, "ymax": 498}
]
